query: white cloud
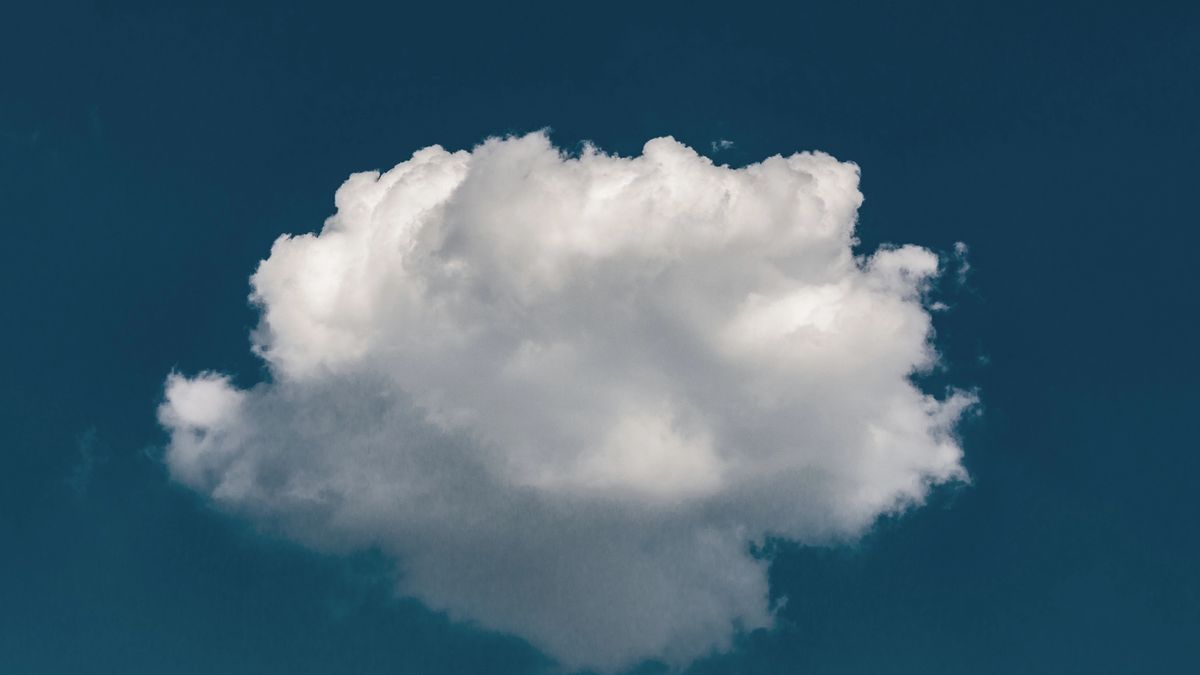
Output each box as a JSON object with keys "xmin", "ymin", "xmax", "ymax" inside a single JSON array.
[
  {"xmin": 159, "ymin": 132, "xmax": 973, "ymax": 672},
  {"xmin": 953, "ymin": 240, "xmax": 972, "ymax": 285}
]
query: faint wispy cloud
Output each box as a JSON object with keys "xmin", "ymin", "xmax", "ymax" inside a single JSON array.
[{"xmin": 66, "ymin": 427, "xmax": 107, "ymax": 496}]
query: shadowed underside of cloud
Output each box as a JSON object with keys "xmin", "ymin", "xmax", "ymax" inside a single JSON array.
[{"xmin": 159, "ymin": 132, "xmax": 973, "ymax": 672}]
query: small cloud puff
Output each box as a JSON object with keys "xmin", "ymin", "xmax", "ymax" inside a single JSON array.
[
  {"xmin": 159, "ymin": 132, "xmax": 973, "ymax": 672},
  {"xmin": 953, "ymin": 241, "xmax": 972, "ymax": 285}
]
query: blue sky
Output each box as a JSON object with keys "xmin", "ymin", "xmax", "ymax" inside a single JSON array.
[{"xmin": 2, "ymin": 2, "xmax": 1198, "ymax": 673}]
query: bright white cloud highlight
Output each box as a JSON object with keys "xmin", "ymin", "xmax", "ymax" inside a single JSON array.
[{"xmin": 159, "ymin": 132, "xmax": 973, "ymax": 672}]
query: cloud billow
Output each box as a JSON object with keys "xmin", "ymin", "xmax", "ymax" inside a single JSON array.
[{"xmin": 159, "ymin": 132, "xmax": 972, "ymax": 671}]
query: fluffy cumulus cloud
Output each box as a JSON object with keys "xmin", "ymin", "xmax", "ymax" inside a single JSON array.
[{"xmin": 159, "ymin": 132, "xmax": 973, "ymax": 672}]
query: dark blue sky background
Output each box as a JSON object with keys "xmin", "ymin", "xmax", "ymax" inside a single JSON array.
[{"xmin": 3, "ymin": 1, "xmax": 1198, "ymax": 673}]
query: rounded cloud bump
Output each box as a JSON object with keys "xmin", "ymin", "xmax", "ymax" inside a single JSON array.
[{"xmin": 159, "ymin": 132, "xmax": 973, "ymax": 671}]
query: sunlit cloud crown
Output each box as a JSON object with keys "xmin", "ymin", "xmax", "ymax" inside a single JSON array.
[{"xmin": 160, "ymin": 132, "xmax": 972, "ymax": 671}]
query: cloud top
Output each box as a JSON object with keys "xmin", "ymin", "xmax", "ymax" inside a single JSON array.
[{"xmin": 160, "ymin": 132, "xmax": 972, "ymax": 671}]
